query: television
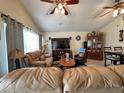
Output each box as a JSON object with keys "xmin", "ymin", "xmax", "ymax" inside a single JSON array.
[{"xmin": 52, "ymin": 38, "xmax": 70, "ymax": 49}]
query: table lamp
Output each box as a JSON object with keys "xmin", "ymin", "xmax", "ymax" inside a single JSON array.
[{"xmin": 9, "ymin": 48, "xmax": 24, "ymax": 69}]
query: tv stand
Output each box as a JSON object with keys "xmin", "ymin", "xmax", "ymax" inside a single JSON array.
[
  {"xmin": 51, "ymin": 38, "xmax": 72, "ymax": 61},
  {"xmin": 52, "ymin": 49, "xmax": 72, "ymax": 61}
]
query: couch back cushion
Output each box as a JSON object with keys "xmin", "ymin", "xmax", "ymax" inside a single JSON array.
[
  {"xmin": 63, "ymin": 66, "xmax": 124, "ymax": 93},
  {"xmin": 26, "ymin": 50, "xmax": 42, "ymax": 63},
  {"xmin": 0, "ymin": 67, "xmax": 63, "ymax": 93}
]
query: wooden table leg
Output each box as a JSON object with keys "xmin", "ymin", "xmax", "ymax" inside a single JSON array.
[
  {"xmin": 120, "ymin": 55, "xmax": 123, "ymax": 64},
  {"xmin": 104, "ymin": 53, "xmax": 107, "ymax": 66}
]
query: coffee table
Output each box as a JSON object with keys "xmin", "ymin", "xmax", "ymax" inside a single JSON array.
[{"xmin": 59, "ymin": 58, "xmax": 76, "ymax": 67}]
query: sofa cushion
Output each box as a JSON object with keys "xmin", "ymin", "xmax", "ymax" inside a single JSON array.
[
  {"xmin": 63, "ymin": 66, "xmax": 124, "ymax": 93},
  {"xmin": 108, "ymin": 65, "xmax": 124, "ymax": 83},
  {"xmin": 40, "ymin": 54, "xmax": 46, "ymax": 61},
  {"xmin": 45, "ymin": 53, "xmax": 51, "ymax": 58},
  {"xmin": 0, "ymin": 67, "xmax": 63, "ymax": 93}
]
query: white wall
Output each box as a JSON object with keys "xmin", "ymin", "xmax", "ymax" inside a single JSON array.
[
  {"xmin": 100, "ymin": 15, "xmax": 124, "ymax": 49},
  {"xmin": 43, "ymin": 32, "xmax": 88, "ymax": 56},
  {"xmin": 0, "ymin": 0, "xmax": 41, "ymax": 76},
  {"xmin": 0, "ymin": 0, "xmax": 41, "ymax": 33}
]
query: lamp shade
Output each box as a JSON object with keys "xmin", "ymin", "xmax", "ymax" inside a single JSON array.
[
  {"xmin": 113, "ymin": 10, "xmax": 118, "ymax": 17},
  {"xmin": 120, "ymin": 9, "xmax": 124, "ymax": 14},
  {"xmin": 9, "ymin": 49, "xmax": 24, "ymax": 59},
  {"xmin": 58, "ymin": 3, "xmax": 63, "ymax": 9},
  {"xmin": 55, "ymin": 7, "xmax": 59, "ymax": 13},
  {"xmin": 61, "ymin": 8, "xmax": 65, "ymax": 14}
]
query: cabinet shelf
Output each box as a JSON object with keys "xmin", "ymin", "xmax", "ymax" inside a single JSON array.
[{"xmin": 87, "ymin": 32, "xmax": 103, "ymax": 60}]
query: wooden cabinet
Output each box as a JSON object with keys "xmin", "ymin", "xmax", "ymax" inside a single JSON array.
[{"xmin": 87, "ymin": 32, "xmax": 103, "ymax": 60}]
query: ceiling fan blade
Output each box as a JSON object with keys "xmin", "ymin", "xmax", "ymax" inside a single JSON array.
[
  {"xmin": 114, "ymin": 2, "xmax": 124, "ymax": 7},
  {"xmin": 63, "ymin": 6, "xmax": 69, "ymax": 15},
  {"xmin": 40, "ymin": 0, "xmax": 54, "ymax": 3},
  {"xmin": 66, "ymin": 0, "xmax": 79, "ymax": 5},
  {"xmin": 115, "ymin": 0, "xmax": 120, "ymax": 2},
  {"xmin": 50, "ymin": 7, "xmax": 56, "ymax": 14},
  {"xmin": 103, "ymin": 7, "xmax": 114, "ymax": 9},
  {"xmin": 99, "ymin": 11, "xmax": 112, "ymax": 17},
  {"xmin": 92, "ymin": 10, "xmax": 105, "ymax": 18}
]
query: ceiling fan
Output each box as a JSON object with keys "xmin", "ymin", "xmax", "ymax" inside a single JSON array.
[
  {"xmin": 40, "ymin": 0, "xmax": 79, "ymax": 15},
  {"xmin": 100, "ymin": 0, "xmax": 124, "ymax": 17}
]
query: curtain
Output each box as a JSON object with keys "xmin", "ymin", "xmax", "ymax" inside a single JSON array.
[
  {"xmin": 0, "ymin": 16, "xmax": 8, "ymax": 75},
  {"xmin": 2, "ymin": 15, "xmax": 24, "ymax": 72},
  {"xmin": 39, "ymin": 34, "xmax": 42, "ymax": 49},
  {"xmin": 23, "ymin": 27, "xmax": 39, "ymax": 53}
]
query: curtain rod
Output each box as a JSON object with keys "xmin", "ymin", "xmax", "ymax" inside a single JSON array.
[{"xmin": 0, "ymin": 11, "xmax": 32, "ymax": 30}]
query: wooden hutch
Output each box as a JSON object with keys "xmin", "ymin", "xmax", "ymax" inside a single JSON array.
[{"xmin": 87, "ymin": 32, "xmax": 103, "ymax": 60}]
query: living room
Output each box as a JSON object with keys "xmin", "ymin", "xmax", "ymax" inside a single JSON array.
[{"xmin": 0, "ymin": 0, "xmax": 124, "ymax": 93}]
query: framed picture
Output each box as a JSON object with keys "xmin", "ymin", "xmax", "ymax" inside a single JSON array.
[{"xmin": 119, "ymin": 30, "xmax": 124, "ymax": 42}]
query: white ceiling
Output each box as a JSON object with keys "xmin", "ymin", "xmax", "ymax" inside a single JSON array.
[{"xmin": 20, "ymin": 0, "xmax": 120, "ymax": 32}]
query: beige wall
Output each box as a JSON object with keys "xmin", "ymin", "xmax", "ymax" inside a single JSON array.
[
  {"xmin": 100, "ymin": 15, "xmax": 124, "ymax": 49},
  {"xmin": 43, "ymin": 32, "xmax": 88, "ymax": 56},
  {"xmin": 0, "ymin": 0, "xmax": 41, "ymax": 33}
]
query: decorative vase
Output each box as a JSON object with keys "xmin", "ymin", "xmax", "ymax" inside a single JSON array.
[{"xmin": 65, "ymin": 53, "xmax": 69, "ymax": 62}]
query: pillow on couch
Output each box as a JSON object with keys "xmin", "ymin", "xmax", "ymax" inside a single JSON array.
[
  {"xmin": 40, "ymin": 54, "xmax": 46, "ymax": 61},
  {"xmin": 45, "ymin": 53, "xmax": 51, "ymax": 58}
]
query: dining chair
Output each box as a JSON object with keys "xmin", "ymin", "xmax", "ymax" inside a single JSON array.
[
  {"xmin": 113, "ymin": 46, "xmax": 123, "ymax": 64},
  {"xmin": 113, "ymin": 47, "xmax": 123, "ymax": 52},
  {"xmin": 104, "ymin": 47, "xmax": 112, "ymax": 66},
  {"xmin": 114, "ymin": 46, "xmax": 124, "ymax": 64},
  {"xmin": 104, "ymin": 47, "xmax": 120, "ymax": 66},
  {"xmin": 104, "ymin": 47, "xmax": 112, "ymax": 51}
]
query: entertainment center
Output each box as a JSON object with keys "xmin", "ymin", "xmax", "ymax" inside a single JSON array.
[{"xmin": 51, "ymin": 38, "xmax": 72, "ymax": 61}]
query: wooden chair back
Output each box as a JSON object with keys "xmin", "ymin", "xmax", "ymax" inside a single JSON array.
[
  {"xmin": 104, "ymin": 47, "xmax": 112, "ymax": 51},
  {"xmin": 113, "ymin": 47, "xmax": 123, "ymax": 52}
]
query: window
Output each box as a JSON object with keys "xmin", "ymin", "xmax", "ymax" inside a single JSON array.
[{"xmin": 23, "ymin": 27, "xmax": 39, "ymax": 53}]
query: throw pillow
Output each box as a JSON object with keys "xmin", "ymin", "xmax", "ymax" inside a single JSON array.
[
  {"xmin": 45, "ymin": 53, "xmax": 51, "ymax": 58},
  {"xmin": 40, "ymin": 54, "xmax": 46, "ymax": 61},
  {"xmin": 79, "ymin": 53, "xmax": 84, "ymax": 57}
]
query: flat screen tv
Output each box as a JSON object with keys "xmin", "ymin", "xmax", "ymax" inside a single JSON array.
[{"xmin": 52, "ymin": 38, "xmax": 70, "ymax": 49}]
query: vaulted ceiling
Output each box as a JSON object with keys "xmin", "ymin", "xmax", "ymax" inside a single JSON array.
[{"xmin": 20, "ymin": 0, "xmax": 122, "ymax": 32}]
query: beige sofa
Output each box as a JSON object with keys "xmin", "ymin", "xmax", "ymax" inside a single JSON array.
[
  {"xmin": 0, "ymin": 67, "xmax": 62, "ymax": 93},
  {"xmin": 0, "ymin": 65, "xmax": 124, "ymax": 93},
  {"xmin": 26, "ymin": 50, "xmax": 53, "ymax": 67},
  {"xmin": 63, "ymin": 65, "xmax": 124, "ymax": 93}
]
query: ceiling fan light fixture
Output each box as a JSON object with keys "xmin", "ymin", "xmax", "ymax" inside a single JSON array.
[
  {"xmin": 61, "ymin": 8, "xmax": 65, "ymax": 14},
  {"xmin": 58, "ymin": 3, "xmax": 63, "ymax": 9},
  {"xmin": 40, "ymin": 0, "xmax": 79, "ymax": 16},
  {"xmin": 120, "ymin": 9, "xmax": 124, "ymax": 14},
  {"xmin": 55, "ymin": 7, "xmax": 59, "ymax": 13},
  {"xmin": 113, "ymin": 10, "xmax": 119, "ymax": 17}
]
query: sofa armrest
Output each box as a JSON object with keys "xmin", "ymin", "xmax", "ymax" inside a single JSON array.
[
  {"xmin": 23, "ymin": 56, "xmax": 30, "ymax": 67},
  {"xmin": 45, "ymin": 57, "xmax": 53, "ymax": 67},
  {"xmin": 44, "ymin": 53, "xmax": 52, "ymax": 58}
]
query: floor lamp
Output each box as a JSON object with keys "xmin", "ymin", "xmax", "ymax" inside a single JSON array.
[{"xmin": 9, "ymin": 48, "xmax": 24, "ymax": 69}]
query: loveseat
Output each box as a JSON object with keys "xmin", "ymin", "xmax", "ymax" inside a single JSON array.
[
  {"xmin": 0, "ymin": 65, "xmax": 124, "ymax": 93},
  {"xmin": 25, "ymin": 50, "xmax": 53, "ymax": 67}
]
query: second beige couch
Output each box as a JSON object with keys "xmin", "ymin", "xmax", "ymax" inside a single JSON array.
[{"xmin": 26, "ymin": 50, "xmax": 53, "ymax": 67}]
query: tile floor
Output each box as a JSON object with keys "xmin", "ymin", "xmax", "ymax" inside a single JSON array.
[
  {"xmin": 86, "ymin": 59, "xmax": 104, "ymax": 66},
  {"xmin": 86, "ymin": 59, "xmax": 118, "ymax": 67}
]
